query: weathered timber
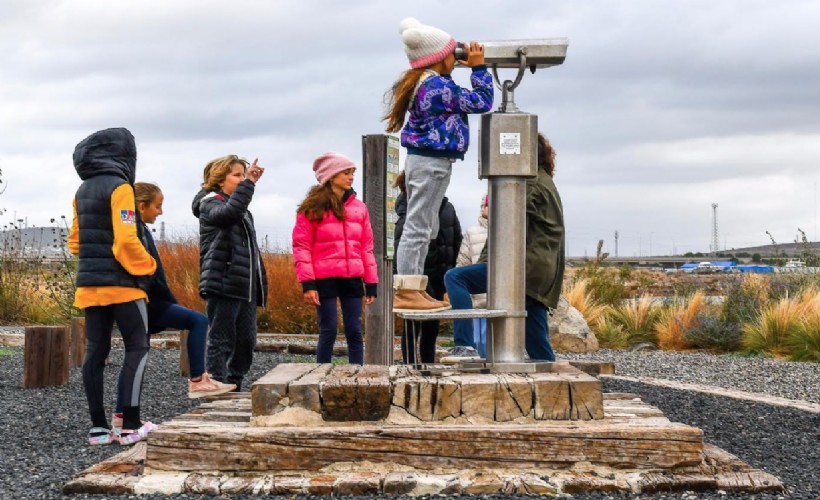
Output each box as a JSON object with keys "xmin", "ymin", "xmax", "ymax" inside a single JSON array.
[
  {"xmin": 69, "ymin": 317, "xmax": 86, "ymax": 368},
  {"xmin": 320, "ymin": 365, "xmax": 391, "ymax": 421},
  {"xmin": 531, "ymin": 372, "xmax": 572, "ymax": 419},
  {"xmin": 178, "ymin": 330, "xmax": 189, "ymax": 377},
  {"xmin": 392, "ymin": 373, "xmax": 438, "ymax": 421},
  {"xmin": 288, "ymin": 364, "xmax": 333, "ymax": 413},
  {"xmin": 251, "ymin": 363, "xmax": 316, "ymax": 416},
  {"xmin": 494, "ymin": 374, "xmax": 533, "ymax": 421},
  {"xmin": 23, "ymin": 326, "xmax": 70, "ymax": 388},
  {"xmin": 457, "ymin": 374, "xmax": 497, "ymax": 420},
  {"xmin": 567, "ymin": 359, "xmax": 615, "ymax": 376},
  {"xmin": 146, "ymin": 421, "xmax": 704, "ymax": 472},
  {"xmin": 565, "ymin": 371, "xmax": 605, "ymax": 420}
]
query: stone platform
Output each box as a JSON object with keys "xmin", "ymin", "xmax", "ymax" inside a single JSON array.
[{"xmin": 64, "ymin": 391, "xmax": 783, "ymax": 496}]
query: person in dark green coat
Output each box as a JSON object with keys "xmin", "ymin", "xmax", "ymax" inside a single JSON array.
[{"xmin": 444, "ymin": 133, "xmax": 564, "ymax": 360}]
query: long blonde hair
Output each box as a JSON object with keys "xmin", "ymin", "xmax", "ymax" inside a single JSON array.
[
  {"xmin": 382, "ymin": 68, "xmax": 426, "ymax": 133},
  {"xmin": 202, "ymin": 155, "xmax": 248, "ymax": 192}
]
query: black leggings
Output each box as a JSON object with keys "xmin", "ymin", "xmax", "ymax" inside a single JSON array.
[{"xmin": 82, "ymin": 300, "xmax": 149, "ymax": 418}]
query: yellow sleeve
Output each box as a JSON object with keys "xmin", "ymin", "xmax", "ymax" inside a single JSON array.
[
  {"xmin": 110, "ymin": 184, "xmax": 157, "ymax": 276},
  {"xmin": 68, "ymin": 199, "xmax": 79, "ymax": 256}
]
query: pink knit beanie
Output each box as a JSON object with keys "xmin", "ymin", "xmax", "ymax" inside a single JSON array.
[
  {"xmin": 313, "ymin": 152, "xmax": 355, "ymax": 185},
  {"xmin": 399, "ymin": 17, "xmax": 456, "ymax": 69}
]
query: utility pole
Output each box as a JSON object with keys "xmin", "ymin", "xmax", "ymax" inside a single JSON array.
[
  {"xmin": 711, "ymin": 203, "xmax": 719, "ymax": 255},
  {"xmin": 614, "ymin": 230, "xmax": 619, "ymax": 257},
  {"xmin": 159, "ymin": 221, "xmax": 166, "ymax": 241}
]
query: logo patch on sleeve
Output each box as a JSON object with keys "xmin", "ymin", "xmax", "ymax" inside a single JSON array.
[{"xmin": 120, "ymin": 209, "xmax": 136, "ymax": 224}]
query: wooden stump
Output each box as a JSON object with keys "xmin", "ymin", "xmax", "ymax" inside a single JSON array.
[
  {"xmin": 179, "ymin": 330, "xmax": 190, "ymax": 378},
  {"xmin": 23, "ymin": 326, "xmax": 70, "ymax": 388},
  {"xmin": 69, "ymin": 317, "xmax": 86, "ymax": 368}
]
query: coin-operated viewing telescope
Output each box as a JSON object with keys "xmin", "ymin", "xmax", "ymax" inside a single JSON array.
[{"xmin": 457, "ymin": 39, "xmax": 568, "ymax": 370}]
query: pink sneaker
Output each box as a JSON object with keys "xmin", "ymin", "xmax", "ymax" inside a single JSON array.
[
  {"xmin": 188, "ymin": 372, "xmax": 236, "ymax": 399},
  {"xmin": 117, "ymin": 421, "xmax": 157, "ymax": 446}
]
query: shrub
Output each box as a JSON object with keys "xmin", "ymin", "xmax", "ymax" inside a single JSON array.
[
  {"xmin": 686, "ymin": 314, "xmax": 743, "ymax": 352},
  {"xmin": 565, "ymin": 278, "xmax": 609, "ymax": 328},
  {"xmin": 788, "ymin": 307, "xmax": 820, "ymax": 362},
  {"xmin": 654, "ymin": 292, "xmax": 707, "ymax": 351},
  {"xmin": 606, "ymin": 295, "xmax": 662, "ymax": 345},
  {"xmin": 786, "ymin": 290, "xmax": 820, "ymax": 362},
  {"xmin": 592, "ymin": 316, "xmax": 629, "ymax": 349},
  {"xmin": 741, "ymin": 297, "xmax": 803, "ymax": 356},
  {"xmin": 720, "ymin": 274, "xmax": 769, "ymax": 326}
]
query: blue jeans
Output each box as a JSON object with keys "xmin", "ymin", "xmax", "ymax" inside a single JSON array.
[
  {"xmin": 155, "ymin": 304, "xmax": 209, "ymax": 378},
  {"xmin": 444, "ymin": 263, "xmax": 487, "ymax": 348},
  {"xmin": 444, "ymin": 263, "xmax": 555, "ymax": 361},
  {"xmin": 316, "ymin": 296, "xmax": 364, "ymax": 364},
  {"xmin": 115, "ymin": 303, "xmax": 208, "ymax": 413}
]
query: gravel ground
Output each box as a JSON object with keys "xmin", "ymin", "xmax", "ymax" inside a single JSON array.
[
  {"xmin": 0, "ymin": 346, "xmax": 817, "ymax": 499},
  {"xmin": 563, "ymin": 349, "xmax": 820, "ymax": 404}
]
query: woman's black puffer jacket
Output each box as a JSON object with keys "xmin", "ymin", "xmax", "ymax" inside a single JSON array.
[{"xmin": 191, "ymin": 179, "xmax": 268, "ymax": 306}]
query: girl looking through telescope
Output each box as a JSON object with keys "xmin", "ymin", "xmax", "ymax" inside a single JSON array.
[{"xmin": 383, "ymin": 17, "xmax": 493, "ymax": 312}]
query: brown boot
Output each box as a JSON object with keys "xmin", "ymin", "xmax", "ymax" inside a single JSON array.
[
  {"xmin": 393, "ymin": 275, "xmax": 450, "ymax": 313},
  {"xmin": 421, "ymin": 290, "xmax": 451, "ymax": 310}
]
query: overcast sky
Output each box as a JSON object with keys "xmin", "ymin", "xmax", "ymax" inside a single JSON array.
[{"xmin": 2, "ymin": 0, "xmax": 820, "ymax": 258}]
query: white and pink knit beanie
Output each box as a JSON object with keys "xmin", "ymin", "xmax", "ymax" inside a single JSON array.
[
  {"xmin": 399, "ymin": 17, "xmax": 456, "ymax": 69},
  {"xmin": 313, "ymin": 152, "xmax": 355, "ymax": 185}
]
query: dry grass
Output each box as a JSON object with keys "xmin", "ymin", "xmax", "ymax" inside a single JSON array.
[
  {"xmin": 741, "ymin": 297, "xmax": 803, "ymax": 357},
  {"xmin": 565, "ymin": 278, "xmax": 609, "ymax": 328},
  {"xmin": 654, "ymin": 292, "xmax": 706, "ymax": 351},
  {"xmin": 159, "ymin": 239, "xmax": 316, "ymax": 334},
  {"xmin": 157, "ymin": 240, "xmax": 204, "ymax": 312},
  {"xmin": 605, "ymin": 295, "xmax": 662, "ymax": 345},
  {"xmin": 786, "ymin": 289, "xmax": 820, "ymax": 361},
  {"xmin": 593, "ymin": 316, "xmax": 629, "ymax": 349},
  {"xmin": 259, "ymin": 253, "xmax": 316, "ymax": 334}
]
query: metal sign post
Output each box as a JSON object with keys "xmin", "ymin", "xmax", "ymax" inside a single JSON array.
[{"xmin": 362, "ymin": 134, "xmax": 400, "ymax": 365}]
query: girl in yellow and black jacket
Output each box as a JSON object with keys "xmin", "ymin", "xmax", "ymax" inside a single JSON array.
[{"xmin": 68, "ymin": 128, "xmax": 157, "ymax": 446}]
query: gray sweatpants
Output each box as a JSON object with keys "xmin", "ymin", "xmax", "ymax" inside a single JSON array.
[{"xmin": 396, "ymin": 155, "xmax": 453, "ymax": 275}]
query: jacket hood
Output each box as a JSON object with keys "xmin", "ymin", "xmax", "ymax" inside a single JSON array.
[
  {"xmin": 191, "ymin": 189, "xmax": 208, "ymax": 218},
  {"xmin": 479, "ymin": 215, "xmax": 488, "ymax": 228},
  {"xmin": 73, "ymin": 128, "xmax": 137, "ymax": 183}
]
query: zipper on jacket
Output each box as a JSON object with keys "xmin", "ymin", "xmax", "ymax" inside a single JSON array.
[
  {"xmin": 342, "ymin": 211, "xmax": 351, "ymax": 277},
  {"xmin": 256, "ymin": 240, "xmax": 266, "ymax": 307},
  {"xmin": 243, "ymin": 219, "xmax": 253, "ymax": 303}
]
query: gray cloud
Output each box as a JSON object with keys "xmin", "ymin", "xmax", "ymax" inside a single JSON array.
[{"xmin": 2, "ymin": 0, "xmax": 820, "ymax": 258}]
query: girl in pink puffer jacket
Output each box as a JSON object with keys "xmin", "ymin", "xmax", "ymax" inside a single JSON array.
[{"xmin": 292, "ymin": 152, "xmax": 378, "ymax": 364}]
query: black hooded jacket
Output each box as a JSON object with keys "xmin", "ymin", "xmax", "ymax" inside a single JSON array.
[
  {"xmin": 192, "ymin": 180, "xmax": 268, "ymax": 306},
  {"xmin": 72, "ymin": 127, "xmax": 151, "ymax": 290}
]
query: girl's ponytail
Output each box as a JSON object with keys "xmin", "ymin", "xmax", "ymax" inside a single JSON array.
[{"xmin": 382, "ymin": 68, "xmax": 426, "ymax": 133}]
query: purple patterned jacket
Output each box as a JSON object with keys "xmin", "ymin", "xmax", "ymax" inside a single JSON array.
[{"xmin": 401, "ymin": 65, "xmax": 494, "ymax": 160}]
